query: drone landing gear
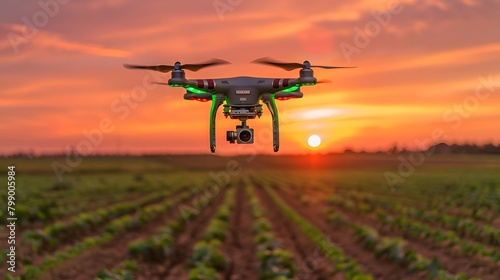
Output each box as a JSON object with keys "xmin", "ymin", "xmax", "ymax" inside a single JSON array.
[
  {"xmin": 211, "ymin": 94, "xmax": 279, "ymax": 153},
  {"xmin": 210, "ymin": 95, "xmax": 224, "ymax": 153},
  {"xmin": 263, "ymin": 96, "xmax": 279, "ymax": 152}
]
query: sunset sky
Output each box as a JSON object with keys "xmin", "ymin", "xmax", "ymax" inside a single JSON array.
[{"xmin": 1, "ymin": 0, "xmax": 499, "ymax": 155}]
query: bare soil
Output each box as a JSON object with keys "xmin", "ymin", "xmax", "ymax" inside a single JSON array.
[{"xmin": 222, "ymin": 185, "xmax": 259, "ymax": 280}]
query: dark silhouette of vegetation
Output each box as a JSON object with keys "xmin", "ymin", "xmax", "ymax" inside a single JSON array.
[
  {"xmin": 344, "ymin": 143, "xmax": 500, "ymax": 155},
  {"xmin": 2, "ymin": 142, "xmax": 500, "ymax": 158},
  {"xmin": 429, "ymin": 143, "xmax": 500, "ymax": 154}
]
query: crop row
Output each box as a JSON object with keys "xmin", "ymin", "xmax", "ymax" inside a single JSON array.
[
  {"xmin": 127, "ymin": 219, "xmax": 182, "ymax": 263},
  {"xmin": 361, "ymin": 189, "xmax": 494, "ymax": 225},
  {"xmin": 22, "ymin": 188, "xmax": 184, "ymax": 253},
  {"xmin": 327, "ymin": 194, "xmax": 500, "ymax": 266},
  {"xmin": 0, "ymin": 193, "xmax": 123, "ymax": 226},
  {"xmin": 94, "ymin": 184, "xmax": 224, "ymax": 279},
  {"xmin": 374, "ymin": 211, "xmax": 500, "ymax": 264},
  {"xmin": 332, "ymin": 190, "xmax": 500, "ymax": 246},
  {"xmin": 260, "ymin": 183, "xmax": 374, "ymax": 280},
  {"xmin": 126, "ymin": 188, "xmax": 222, "ymax": 264},
  {"xmin": 260, "ymin": 171, "xmax": 499, "ymax": 225},
  {"xmin": 187, "ymin": 187, "xmax": 234, "ymax": 279},
  {"xmin": 9, "ymin": 191, "xmax": 193, "ymax": 280},
  {"xmin": 326, "ymin": 209, "xmax": 480, "ymax": 280},
  {"xmin": 1, "ymin": 173, "xmax": 191, "ymax": 225},
  {"xmin": 245, "ymin": 181, "xmax": 296, "ymax": 279},
  {"xmin": 430, "ymin": 185, "xmax": 500, "ymax": 216}
]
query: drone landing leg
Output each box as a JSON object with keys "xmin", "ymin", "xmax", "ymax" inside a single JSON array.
[
  {"xmin": 210, "ymin": 95, "xmax": 224, "ymax": 153},
  {"xmin": 264, "ymin": 96, "xmax": 279, "ymax": 152}
]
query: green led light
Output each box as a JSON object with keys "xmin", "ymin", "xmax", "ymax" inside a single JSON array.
[
  {"xmin": 170, "ymin": 83, "xmax": 181, "ymax": 87},
  {"xmin": 185, "ymin": 86, "xmax": 207, "ymax": 94},
  {"xmin": 280, "ymin": 85, "xmax": 300, "ymax": 92}
]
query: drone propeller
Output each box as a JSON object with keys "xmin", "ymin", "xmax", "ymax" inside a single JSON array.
[
  {"xmin": 316, "ymin": 79, "xmax": 332, "ymax": 84},
  {"xmin": 152, "ymin": 82, "xmax": 170, "ymax": 86},
  {"xmin": 183, "ymin": 58, "xmax": 231, "ymax": 71},
  {"xmin": 124, "ymin": 58, "xmax": 230, "ymax": 73},
  {"xmin": 251, "ymin": 57, "xmax": 355, "ymax": 71}
]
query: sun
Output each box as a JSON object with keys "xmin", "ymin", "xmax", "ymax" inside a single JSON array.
[{"xmin": 307, "ymin": 134, "xmax": 321, "ymax": 148}]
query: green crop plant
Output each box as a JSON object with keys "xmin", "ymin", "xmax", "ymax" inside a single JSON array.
[
  {"xmin": 128, "ymin": 232, "xmax": 174, "ymax": 262},
  {"xmin": 189, "ymin": 239, "xmax": 226, "ymax": 270},
  {"xmin": 326, "ymin": 210, "xmax": 349, "ymax": 227},
  {"xmin": 96, "ymin": 259, "xmax": 138, "ymax": 280},
  {"xmin": 186, "ymin": 187, "xmax": 234, "ymax": 277},
  {"xmin": 252, "ymin": 218, "xmax": 271, "ymax": 234},
  {"xmin": 354, "ymin": 226, "xmax": 379, "ymax": 251},
  {"xmin": 203, "ymin": 219, "xmax": 229, "ymax": 242},
  {"xmin": 244, "ymin": 181, "xmax": 296, "ymax": 280},
  {"xmin": 257, "ymin": 245, "xmax": 296, "ymax": 279},
  {"xmin": 374, "ymin": 237, "xmax": 407, "ymax": 263},
  {"xmin": 188, "ymin": 264, "xmax": 219, "ymax": 280},
  {"xmin": 22, "ymin": 189, "xmax": 184, "ymax": 252}
]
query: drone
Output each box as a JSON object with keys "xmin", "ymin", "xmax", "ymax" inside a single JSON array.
[{"xmin": 123, "ymin": 58, "xmax": 354, "ymax": 153}]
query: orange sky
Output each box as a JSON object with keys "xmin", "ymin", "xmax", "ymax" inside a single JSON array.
[{"xmin": 1, "ymin": 0, "xmax": 499, "ymax": 155}]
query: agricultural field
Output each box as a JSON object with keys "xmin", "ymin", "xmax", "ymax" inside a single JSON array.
[{"xmin": 0, "ymin": 154, "xmax": 499, "ymax": 279}]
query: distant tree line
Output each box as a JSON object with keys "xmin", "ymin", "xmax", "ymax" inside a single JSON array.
[
  {"xmin": 344, "ymin": 143, "xmax": 500, "ymax": 155},
  {"xmin": 426, "ymin": 143, "xmax": 500, "ymax": 154},
  {"xmin": 2, "ymin": 142, "xmax": 500, "ymax": 158}
]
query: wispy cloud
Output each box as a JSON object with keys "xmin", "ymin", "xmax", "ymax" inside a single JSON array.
[{"xmin": 1, "ymin": 23, "xmax": 130, "ymax": 58}]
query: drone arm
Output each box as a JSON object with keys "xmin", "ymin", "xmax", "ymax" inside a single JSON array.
[
  {"xmin": 210, "ymin": 95, "xmax": 224, "ymax": 153},
  {"xmin": 263, "ymin": 94, "xmax": 280, "ymax": 152}
]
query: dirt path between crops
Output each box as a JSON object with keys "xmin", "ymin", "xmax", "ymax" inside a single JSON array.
[
  {"xmin": 253, "ymin": 184, "xmax": 340, "ymax": 280},
  {"xmin": 284, "ymin": 186, "xmax": 500, "ymax": 280},
  {"xmin": 222, "ymin": 185, "xmax": 259, "ymax": 280},
  {"xmin": 270, "ymin": 186, "xmax": 424, "ymax": 280},
  {"xmin": 35, "ymin": 190, "xmax": 213, "ymax": 280}
]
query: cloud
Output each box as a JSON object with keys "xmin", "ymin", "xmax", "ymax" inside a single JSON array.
[
  {"xmin": 1, "ymin": 23, "xmax": 130, "ymax": 58},
  {"xmin": 87, "ymin": 0, "xmax": 131, "ymax": 9},
  {"xmin": 373, "ymin": 43, "xmax": 500, "ymax": 74}
]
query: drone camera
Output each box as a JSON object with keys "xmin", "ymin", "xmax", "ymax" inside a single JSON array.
[
  {"xmin": 238, "ymin": 128, "xmax": 253, "ymax": 143},
  {"xmin": 226, "ymin": 131, "xmax": 237, "ymax": 143},
  {"xmin": 226, "ymin": 127, "xmax": 254, "ymax": 144}
]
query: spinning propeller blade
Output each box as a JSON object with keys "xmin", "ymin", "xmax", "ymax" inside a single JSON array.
[
  {"xmin": 251, "ymin": 57, "xmax": 356, "ymax": 71},
  {"xmin": 182, "ymin": 58, "xmax": 231, "ymax": 71},
  {"xmin": 152, "ymin": 82, "xmax": 170, "ymax": 86},
  {"xmin": 123, "ymin": 64, "xmax": 173, "ymax": 73},
  {"xmin": 251, "ymin": 57, "xmax": 303, "ymax": 71},
  {"xmin": 123, "ymin": 58, "xmax": 230, "ymax": 73}
]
